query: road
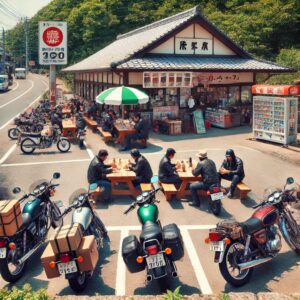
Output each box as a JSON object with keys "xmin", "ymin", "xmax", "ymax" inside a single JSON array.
[{"xmin": 0, "ymin": 75, "xmax": 299, "ymax": 296}]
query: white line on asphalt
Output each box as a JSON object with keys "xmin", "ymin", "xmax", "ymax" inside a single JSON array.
[
  {"xmin": 116, "ymin": 229, "xmax": 128, "ymax": 296},
  {"xmin": 0, "ymin": 144, "xmax": 17, "ymax": 165},
  {"xmin": 0, "ymin": 158, "xmax": 90, "ymax": 167},
  {"xmin": 0, "ymin": 81, "xmax": 19, "ymax": 98},
  {"xmin": 83, "ymin": 141, "xmax": 94, "ymax": 159},
  {"xmin": 0, "ymin": 80, "xmax": 34, "ymax": 109},
  {"xmin": 181, "ymin": 228, "xmax": 212, "ymax": 295},
  {"xmin": 0, "ymin": 86, "xmax": 49, "ymax": 130}
]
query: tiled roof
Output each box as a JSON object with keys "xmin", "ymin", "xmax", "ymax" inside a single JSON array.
[
  {"xmin": 63, "ymin": 7, "xmax": 198, "ymax": 72},
  {"xmin": 116, "ymin": 55, "xmax": 291, "ymax": 72}
]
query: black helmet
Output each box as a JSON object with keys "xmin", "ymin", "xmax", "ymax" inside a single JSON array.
[
  {"xmin": 166, "ymin": 148, "xmax": 176, "ymax": 156},
  {"xmin": 98, "ymin": 149, "xmax": 108, "ymax": 157},
  {"xmin": 225, "ymin": 149, "xmax": 235, "ymax": 157},
  {"xmin": 130, "ymin": 148, "xmax": 141, "ymax": 158}
]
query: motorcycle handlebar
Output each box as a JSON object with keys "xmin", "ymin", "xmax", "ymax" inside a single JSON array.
[{"xmin": 124, "ymin": 204, "xmax": 135, "ymax": 215}]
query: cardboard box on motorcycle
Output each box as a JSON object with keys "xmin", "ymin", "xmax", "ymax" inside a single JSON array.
[{"xmin": 0, "ymin": 200, "xmax": 22, "ymax": 237}]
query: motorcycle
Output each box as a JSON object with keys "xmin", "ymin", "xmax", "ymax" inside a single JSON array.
[
  {"xmin": 0, "ymin": 172, "xmax": 62, "ymax": 283},
  {"xmin": 20, "ymin": 125, "xmax": 71, "ymax": 154},
  {"xmin": 122, "ymin": 176, "xmax": 184, "ymax": 288},
  {"xmin": 51, "ymin": 184, "xmax": 108, "ymax": 292},
  {"xmin": 207, "ymin": 184, "xmax": 225, "ymax": 216},
  {"xmin": 8, "ymin": 118, "xmax": 44, "ymax": 140},
  {"xmin": 205, "ymin": 177, "xmax": 300, "ymax": 287},
  {"xmin": 77, "ymin": 128, "xmax": 87, "ymax": 149}
]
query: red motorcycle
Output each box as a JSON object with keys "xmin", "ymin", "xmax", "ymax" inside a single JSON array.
[{"xmin": 205, "ymin": 177, "xmax": 300, "ymax": 287}]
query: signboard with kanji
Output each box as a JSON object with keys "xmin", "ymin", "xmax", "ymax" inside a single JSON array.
[
  {"xmin": 175, "ymin": 38, "xmax": 212, "ymax": 55},
  {"xmin": 39, "ymin": 21, "xmax": 67, "ymax": 65}
]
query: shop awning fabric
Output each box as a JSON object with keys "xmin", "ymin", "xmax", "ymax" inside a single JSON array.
[{"xmin": 96, "ymin": 86, "xmax": 149, "ymax": 105}]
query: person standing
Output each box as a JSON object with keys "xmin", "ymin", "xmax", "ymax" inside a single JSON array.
[
  {"xmin": 158, "ymin": 148, "xmax": 181, "ymax": 185},
  {"xmin": 189, "ymin": 150, "xmax": 219, "ymax": 206},
  {"xmin": 219, "ymin": 149, "xmax": 245, "ymax": 198},
  {"xmin": 129, "ymin": 149, "xmax": 153, "ymax": 187},
  {"xmin": 87, "ymin": 149, "xmax": 113, "ymax": 202}
]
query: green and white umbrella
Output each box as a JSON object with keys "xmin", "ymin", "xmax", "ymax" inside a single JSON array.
[{"xmin": 96, "ymin": 86, "xmax": 149, "ymax": 106}]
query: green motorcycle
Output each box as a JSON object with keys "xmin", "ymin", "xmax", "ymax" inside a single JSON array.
[{"xmin": 122, "ymin": 176, "xmax": 184, "ymax": 287}]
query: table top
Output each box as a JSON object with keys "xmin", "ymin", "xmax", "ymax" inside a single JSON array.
[
  {"xmin": 177, "ymin": 160, "xmax": 201, "ymax": 180},
  {"xmin": 62, "ymin": 119, "xmax": 76, "ymax": 129},
  {"xmin": 107, "ymin": 159, "xmax": 136, "ymax": 179},
  {"xmin": 114, "ymin": 123, "xmax": 135, "ymax": 133},
  {"xmin": 62, "ymin": 109, "xmax": 71, "ymax": 114}
]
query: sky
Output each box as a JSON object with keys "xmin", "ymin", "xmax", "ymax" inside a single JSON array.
[{"xmin": 0, "ymin": 0, "xmax": 52, "ymax": 29}]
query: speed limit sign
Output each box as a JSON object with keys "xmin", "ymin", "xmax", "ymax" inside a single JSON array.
[{"xmin": 39, "ymin": 21, "xmax": 67, "ymax": 65}]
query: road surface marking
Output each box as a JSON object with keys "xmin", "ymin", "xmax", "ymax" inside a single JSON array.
[
  {"xmin": 0, "ymin": 80, "xmax": 34, "ymax": 109},
  {"xmin": 0, "ymin": 144, "xmax": 17, "ymax": 165},
  {"xmin": 1, "ymin": 158, "xmax": 90, "ymax": 167},
  {"xmin": 0, "ymin": 81, "xmax": 19, "ymax": 98},
  {"xmin": 181, "ymin": 228, "xmax": 212, "ymax": 295},
  {"xmin": 83, "ymin": 141, "xmax": 94, "ymax": 159},
  {"xmin": 115, "ymin": 229, "xmax": 128, "ymax": 296},
  {"xmin": 0, "ymin": 85, "xmax": 49, "ymax": 130}
]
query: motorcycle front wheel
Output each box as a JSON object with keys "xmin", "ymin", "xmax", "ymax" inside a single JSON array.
[
  {"xmin": 20, "ymin": 138, "xmax": 36, "ymax": 154},
  {"xmin": 219, "ymin": 242, "xmax": 253, "ymax": 287},
  {"xmin": 281, "ymin": 217, "xmax": 300, "ymax": 255},
  {"xmin": 68, "ymin": 272, "xmax": 89, "ymax": 293},
  {"xmin": 57, "ymin": 138, "xmax": 71, "ymax": 152},
  {"xmin": 210, "ymin": 199, "xmax": 221, "ymax": 216},
  {"xmin": 0, "ymin": 249, "xmax": 27, "ymax": 283},
  {"xmin": 8, "ymin": 128, "xmax": 19, "ymax": 140},
  {"xmin": 50, "ymin": 202, "xmax": 63, "ymax": 229}
]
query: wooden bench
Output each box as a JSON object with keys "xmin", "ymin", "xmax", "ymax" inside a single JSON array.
[
  {"xmin": 237, "ymin": 182, "xmax": 251, "ymax": 200},
  {"xmin": 140, "ymin": 183, "xmax": 153, "ymax": 192},
  {"xmin": 90, "ymin": 187, "xmax": 102, "ymax": 200},
  {"xmin": 160, "ymin": 183, "xmax": 177, "ymax": 201},
  {"xmin": 97, "ymin": 127, "xmax": 113, "ymax": 143},
  {"xmin": 83, "ymin": 116, "xmax": 98, "ymax": 131}
]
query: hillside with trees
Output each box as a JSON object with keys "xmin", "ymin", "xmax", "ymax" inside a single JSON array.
[{"xmin": 5, "ymin": 0, "xmax": 300, "ymax": 83}]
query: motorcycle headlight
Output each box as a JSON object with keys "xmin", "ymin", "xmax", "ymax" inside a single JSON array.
[{"xmin": 268, "ymin": 196, "xmax": 274, "ymax": 202}]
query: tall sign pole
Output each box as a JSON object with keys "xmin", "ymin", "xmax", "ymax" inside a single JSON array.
[
  {"xmin": 39, "ymin": 21, "xmax": 67, "ymax": 109},
  {"xmin": 25, "ymin": 17, "xmax": 28, "ymax": 73}
]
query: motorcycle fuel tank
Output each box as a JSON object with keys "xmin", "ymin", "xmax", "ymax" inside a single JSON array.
[
  {"xmin": 23, "ymin": 198, "xmax": 43, "ymax": 219},
  {"xmin": 252, "ymin": 205, "xmax": 278, "ymax": 226},
  {"xmin": 72, "ymin": 207, "xmax": 92, "ymax": 231},
  {"xmin": 138, "ymin": 203, "xmax": 158, "ymax": 224}
]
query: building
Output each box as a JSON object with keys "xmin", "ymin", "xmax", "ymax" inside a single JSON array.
[{"xmin": 63, "ymin": 6, "xmax": 291, "ymax": 129}]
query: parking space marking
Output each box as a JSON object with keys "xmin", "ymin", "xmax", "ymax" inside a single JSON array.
[
  {"xmin": 180, "ymin": 228, "xmax": 212, "ymax": 295},
  {"xmin": 0, "ymin": 80, "xmax": 34, "ymax": 109},
  {"xmin": 84, "ymin": 141, "xmax": 94, "ymax": 159},
  {"xmin": 0, "ymin": 158, "xmax": 91, "ymax": 167},
  {"xmin": 116, "ymin": 229, "xmax": 128, "ymax": 296},
  {"xmin": 0, "ymin": 144, "xmax": 17, "ymax": 165}
]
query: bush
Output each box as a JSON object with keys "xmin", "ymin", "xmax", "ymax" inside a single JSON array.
[{"xmin": 0, "ymin": 284, "xmax": 49, "ymax": 300}]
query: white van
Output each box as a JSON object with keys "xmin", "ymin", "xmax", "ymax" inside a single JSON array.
[
  {"xmin": 0, "ymin": 75, "xmax": 9, "ymax": 92},
  {"xmin": 15, "ymin": 68, "xmax": 26, "ymax": 79}
]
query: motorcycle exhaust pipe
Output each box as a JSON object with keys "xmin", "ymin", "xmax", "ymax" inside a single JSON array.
[
  {"xmin": 17, "ymin": 242, "xmax": 43, "ymax": 265},
  {"xmin": 238, "ymin": 257, "xmax": 273, "ymax": 271},
  {"xmin": 146, "ymin": 274, "xmax": 152, "ymax": 282},
  {"xmin": 171, "ymin": 271, "xmax": 178, "ymax": 278}
]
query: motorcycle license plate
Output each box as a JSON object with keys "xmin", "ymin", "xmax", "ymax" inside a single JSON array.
[
  {"xmin": 146, "ymin": 253, "xmax": 166, "ymax": 269},
  {"xmin": 211, "ymin": 192, "xmax": 223, "ymax": 201},
  {"xmin": 58, "ymin": 261, "xmax": 77, "ymax": 275},
  {"xmin": 210, "ymin": 241, "xmax": 224, "ymax": 252},
  {"xmin": 0, "ymin": 248, "xmax": 6, "ymax": 258}
]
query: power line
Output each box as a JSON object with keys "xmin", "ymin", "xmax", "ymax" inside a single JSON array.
[
  {"xmin": 0, "ymin": 5, "xmax": 20, "ymax": 20},
  {"xmin": 0, "ymin": 0, "xmax": 24, "ymax": 18}
]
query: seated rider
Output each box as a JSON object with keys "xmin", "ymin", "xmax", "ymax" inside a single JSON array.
[{"xmin": 102, "ymin": 109, "xmax": 117, "ymax": 137}]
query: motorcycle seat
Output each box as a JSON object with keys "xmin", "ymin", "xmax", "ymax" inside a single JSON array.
[
  {"xmin": 240, "ymin": 217, "xmax": 262, "ymax": 234},
  {"xmin": 21, "ymin": 213, "xmax": 32, "ymax": 228},
  {"xmin": 22, "ymin": 132, "xmax": 41, "ymax": 137},
  {"xmin": 140, "ymin": 221, "xmax": 162, "ymax": 244}
]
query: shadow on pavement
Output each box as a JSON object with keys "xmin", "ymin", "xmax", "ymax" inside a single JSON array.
[
  {"xmin": 224, "ymin": 251, "xmax": 300, "ymax": 293},
  {"xmin": 240, "ymin": 195, "xmax": 258, "ymax": 208}
]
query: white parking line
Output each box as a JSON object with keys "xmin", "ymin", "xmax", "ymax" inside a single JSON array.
[
  {"xmin": 84, "ymin": 141, "xmax": 94, "ymax": 159},
  {"xmin": 0, "ymin": 80, "xmax": 34, "ymax": 109},
  {"xmin": 115, "ymin": 229, "xmax": 128, "ymax": 296},
  {"xmin": 1, "ymin": 158, "xmax": 90, "ymax": 167},
  {"xmin": 0, "ymin": 144, "xmax": 17, "ymax": 165},
  {"xmin": 181, "ymin": 228, "xmax": 212, "ymax": 295}
]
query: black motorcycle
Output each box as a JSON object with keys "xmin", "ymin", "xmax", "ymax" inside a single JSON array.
[{"xmin": 0, "ymin": 173, "xmax": 62, "ymax": 283}]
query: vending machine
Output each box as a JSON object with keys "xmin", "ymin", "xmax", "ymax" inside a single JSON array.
[{"xmin": 252, "ymin": 85, "xmax": 300, "ymax": 145}]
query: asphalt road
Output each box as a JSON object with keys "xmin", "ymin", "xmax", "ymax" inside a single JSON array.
[{"xmin": 0, "ymin": 75, "xmax": 299, "ymax": 296}]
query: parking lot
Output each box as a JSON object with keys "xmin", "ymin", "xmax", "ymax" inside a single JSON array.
[{"xmin": 0, "ymin": 75, "xmax": 300, "ymax": 296}]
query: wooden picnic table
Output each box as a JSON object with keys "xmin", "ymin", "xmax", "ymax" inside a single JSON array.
[
  {"xmin": 114, "ymin": 123, "xmax": 136, "ymax": 144},
  {"xmin": 106, "ymin": 159, "xmax": 138, "ymax": 197},
  {"xmin": 176, "ymin": 160, "xmax": 202, "ymax": 200},
  {"xmin": 62, "ymin": 108, "xmax": 72, "ymax": 118},
  {"xmin": 62, "ymin": 119, "xmax": 77, "ymax": 138}
]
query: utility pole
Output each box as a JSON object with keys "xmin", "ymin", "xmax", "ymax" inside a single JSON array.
[
  {"xmin": 2, "ymin": 28, "xmax": 6, "ymax": 63},
  {"xmin": 24, "ymin": 17, "xmax": 28, "ymax": 73}
]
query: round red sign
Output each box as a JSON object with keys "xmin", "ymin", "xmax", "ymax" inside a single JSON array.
[{"xmin": 42, "ymin": 27, "xmax": 63, "ymax": 47}]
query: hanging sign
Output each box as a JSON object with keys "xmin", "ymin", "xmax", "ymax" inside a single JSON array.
[
  {"xmin": 175, "ymin": 38, "xmax": 213, "ymax": 55},
  {"xmin": 193, "ymin": 110, "xmax": 206, "ymax": 134}
]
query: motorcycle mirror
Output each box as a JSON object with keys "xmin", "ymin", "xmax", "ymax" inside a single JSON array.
[
  {"xmin": 54, "ymin": 200, "xmax": 63, "ymax": 208},
  {"xmin": 151, "ymin": 176, "xmax": 159, "ymax": 184},
  {"xmin": 286, "ymin": 177, "xmax": 294, "ymax": 185},
  {"xmin": 53, "ymin": 172, "xmax": 60, "ymax": 179},
  {"xmin": 12, "ymin": 187, "xmax": 21, "ymax": 194},
  {"xmin": 89, "ymin": 183, "xmax": 98, "ymax": 191}
]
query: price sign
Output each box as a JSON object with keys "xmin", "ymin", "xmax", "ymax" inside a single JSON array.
[{"xmin": 39, "ymin": 21, "xmax": 67, "ymax": 65}]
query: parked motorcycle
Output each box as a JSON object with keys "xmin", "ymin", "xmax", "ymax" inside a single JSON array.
[
  {"xmin": 8, "ymin": 118, "xmax": 44, "ymax": 140},
  {"xmin": 0, "ymin": 172, "xmax": 62, "ymax": 283},
  {"xmin": 20, "ymin": 125, "xmax": 71, "ymax": 154},
  {"xmin": 207, "ymin": 184, "xmax": 225, "ymax": 216},
  {"xmin": 50, "ymin": 184, "xmax": 108, "ymax": 292},
  {"xmin": 122, "ymin": 176, "xmax": 184, "ymax": 288},
  {"xmin": 77, "ymin": 129, "xmax": 87, "ymax": 149},
  {"xmin": 206, "ymin": 177, "xmax": 300, "ymax": 287}
]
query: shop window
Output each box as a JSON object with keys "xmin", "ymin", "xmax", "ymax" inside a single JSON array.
[
  {"xmin": 180, "ymin": 88, "xmax": 191, "ymax": 108},
  {"xmin": 168, "ymin": 73, "xmax": 175, "ymax": 87},
  {"xmin": 152, "ymin": 73, "xmax": 159, "ymax": 87},
  {"xmin": 176, "ymin": 73, "xmax": 183, "ymax": 87},
  {"xmin": 160, "ymin": 73, "xmax": 167, "ymax": 87},
  {"xmin": 211, "ymin": 86, "xmax": 227, "ymax": 107},
  {"xmin": 241, "ymin": 86, "xmax": 252, "ymax": 104},
  {"xmin": 228, "ymin": 86, "xmax": 240, "ymax": 106}
]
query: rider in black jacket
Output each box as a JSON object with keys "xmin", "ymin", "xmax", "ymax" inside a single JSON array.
[
  {"xmin": 129, "ymin": 149, "xmax": 153, "ymax": 186},
  {"xmin": 87, "ymin": 149, "xmax": 113, "ymax": 201},
  {"xmin": 189, "ymin": 150, "xmax": 219, "ymax": 206},
  {"xmin": 219, "ymin": 149, "xmax": 245, "ymax": 198}
]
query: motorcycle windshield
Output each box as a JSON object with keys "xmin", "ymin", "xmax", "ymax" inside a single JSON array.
[
  {"xmin": 28, "ymin": 179, "xmax": 49, "ymax": 195},
  {"xmin": 68, "ymin": 188, "xmax": 88, "ymax": 205}
]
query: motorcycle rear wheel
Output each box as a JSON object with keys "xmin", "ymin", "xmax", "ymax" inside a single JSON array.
[
  {"xmin": 210, "ymin": 199, "xmax": 221, "ymax": 216},
  {"xmin": 68, "ymin": 272, "xmax": 88, "ymax": 293},
  {"xmin": 20, "ymin": 138, "xmax": 36, "ymax": 154},
  {"xmin": 8, "ymin": 128, "xmax": 19, "ymax": 140},
  {"xmin": 57, "ymin": 138, "xmax": 71, "ymax": 152},
  {"xmin": 219, "ymin": 242, "xmax": 253, "ymax": 287}
]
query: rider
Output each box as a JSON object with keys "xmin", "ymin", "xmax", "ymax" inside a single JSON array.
[
  {"xmin": 189, "ymin": 150, "xmax": 219, "ymax": 207},
  {"xmin": 87, "ymin": 149, "xmax": 113, "ymax": 202},
  {"xmin": 102, "ymin": 109, "xmax": 117, "ymax": 137},
  {"xmin": 76, "ymin": 112, "xmax": 86, "ymax": 131}
]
